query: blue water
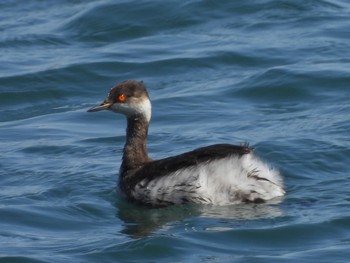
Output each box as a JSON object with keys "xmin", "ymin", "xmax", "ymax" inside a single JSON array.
[{"xmin": 1, "ymin": 0, "xmax": 350, "ymax": 262}]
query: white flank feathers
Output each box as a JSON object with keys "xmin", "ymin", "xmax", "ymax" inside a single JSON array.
[{"xmin": 132, "ymin": 153, "xmax": 285, "ymax": 206}]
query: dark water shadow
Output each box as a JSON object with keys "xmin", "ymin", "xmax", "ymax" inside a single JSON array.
[{"xmin": 116, "ymin": 199, "xmax": 284, "ymax": 238}]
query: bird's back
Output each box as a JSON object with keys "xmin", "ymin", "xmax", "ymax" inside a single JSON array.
[{"xmin": 119, "ymin": 144, "xmax": 284, "ymax": 207}]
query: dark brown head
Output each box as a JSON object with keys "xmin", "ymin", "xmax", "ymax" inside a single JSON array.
[{"xmin": 88, "ymin": 80, "xmax": 152, "ymax": 121}]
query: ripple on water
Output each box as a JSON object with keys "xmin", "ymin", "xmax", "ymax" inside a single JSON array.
[{"xmin": 1, "ymin": 0, "xmax": 350, "ymax": 262}]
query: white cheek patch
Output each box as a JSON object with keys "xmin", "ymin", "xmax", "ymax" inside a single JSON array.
[
  {"xmin": 132, "ymin": 98, "xmax": 152, "ymax": 122},
  {"xmin": 110, "ymin": 98, "xmax": 152, "ymax": 122}
]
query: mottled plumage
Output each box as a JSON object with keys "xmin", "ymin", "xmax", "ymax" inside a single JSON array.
[{"xmin": 88, "ymin": 80, "xmax": 285, "ymax": 207}]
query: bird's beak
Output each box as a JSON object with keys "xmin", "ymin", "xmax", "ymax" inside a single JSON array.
[{"xmin": 87, "ymin": 101, "xmax": 112, "ymax": 112}]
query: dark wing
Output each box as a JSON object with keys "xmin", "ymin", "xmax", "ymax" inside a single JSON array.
[{"xmin": 122, "ymin": 144, "xmax": 252, "ymax": 189}]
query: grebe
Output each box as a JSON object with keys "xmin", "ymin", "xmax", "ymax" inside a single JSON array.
[{"xmin": 88, "ymin": 80, "xmax": 285, "ymax": 207}]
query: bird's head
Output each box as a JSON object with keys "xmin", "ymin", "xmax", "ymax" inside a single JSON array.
[{"xmin": 88, "ymin": 80, "xmax": 151, "ymax": 122}]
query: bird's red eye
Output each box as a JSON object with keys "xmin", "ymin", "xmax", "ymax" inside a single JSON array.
[{"xmin": 118, "ymin": 94, "xmax": 126, "ymax": 102}]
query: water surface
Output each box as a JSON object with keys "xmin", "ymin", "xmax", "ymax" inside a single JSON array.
[{"xmin": 1, "ymin": 0, "xmax": 350, "ymax": 262}]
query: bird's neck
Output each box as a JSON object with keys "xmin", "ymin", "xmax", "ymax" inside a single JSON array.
[{"xmin": 121, "ymin": 116, "xmax": 150, "ymax": 173}]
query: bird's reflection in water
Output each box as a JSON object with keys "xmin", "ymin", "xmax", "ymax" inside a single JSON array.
[{"xmin": 116, "ymin": 199, "xmax": 284, "ymax": 238}]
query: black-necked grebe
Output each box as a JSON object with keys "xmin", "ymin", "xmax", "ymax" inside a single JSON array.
[{"xmin": 88, "ymin": 80, "xmax": 285, "ymax": 207}]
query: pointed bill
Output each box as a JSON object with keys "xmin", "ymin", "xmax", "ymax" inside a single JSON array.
[{"xmin": 87, "ymin": 101, "xmax": 112, "ymax": 112}]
